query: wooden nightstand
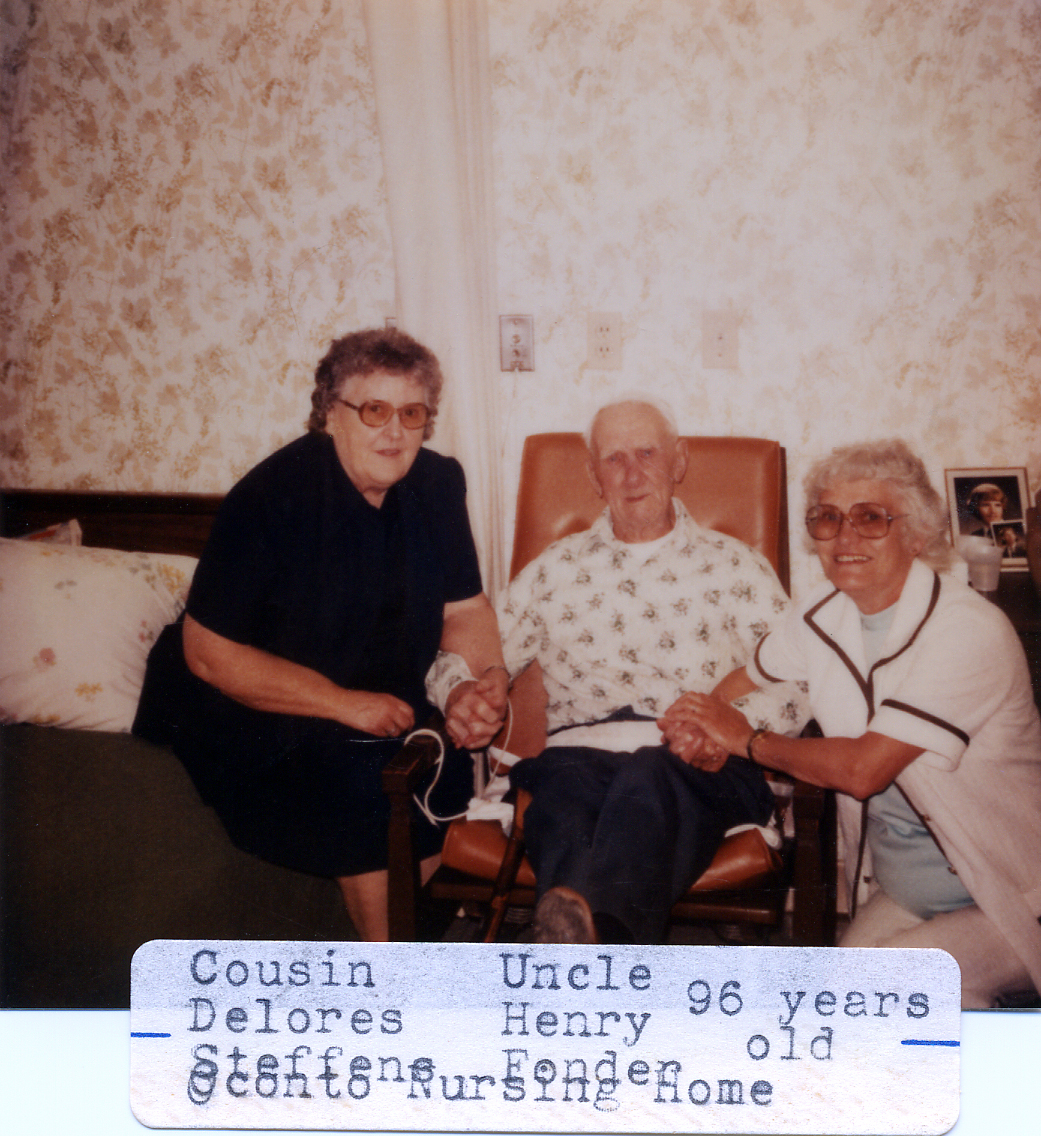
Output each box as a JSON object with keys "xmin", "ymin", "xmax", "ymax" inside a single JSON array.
[{"xmin": 986, "ymin": 571, "xmax": 1041, "ymax": 709}]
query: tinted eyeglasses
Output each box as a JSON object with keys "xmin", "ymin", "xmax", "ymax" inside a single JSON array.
[
  {"xmin": 338, "ymin": 399, "xmax": 429, "ymax": 430},
  {"xmin": 805, "ymin": 503, "xmax": 908, "ymax": 540}
]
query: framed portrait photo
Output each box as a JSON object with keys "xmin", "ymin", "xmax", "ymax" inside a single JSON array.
[{"xmin": 945, "ymin": 466, "xmax": 1031, "ymax": 570}]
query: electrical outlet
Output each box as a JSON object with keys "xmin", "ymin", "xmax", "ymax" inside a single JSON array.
[
  {"xmin": 499, "ymin": 314, "xmax": 534, "ymax": 372},
  {"xmin": 702, "ymin": 310, "xmax": 739, "ymax": 369},
  {"xmin": 588, "ymin": 312, "xmax": 622, "ymax": 369}
]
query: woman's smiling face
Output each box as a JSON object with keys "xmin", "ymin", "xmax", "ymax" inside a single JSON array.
[{"xmin": 813, "ymin": 479, "xmax": 924, "ymax": 614}]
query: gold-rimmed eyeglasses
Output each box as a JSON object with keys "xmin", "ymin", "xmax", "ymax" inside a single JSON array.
[
  {"xmin": 805, "ymin": 503, "xmax": 909, "ymax": 540},
  {"xmin": 338, "ymin": 399, "xmax": 429, "ymax": 430}
]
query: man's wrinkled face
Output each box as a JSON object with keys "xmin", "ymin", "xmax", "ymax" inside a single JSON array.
[{"xmin": 587, "ymin": 402, "xmax": 687, "ymax": 543}]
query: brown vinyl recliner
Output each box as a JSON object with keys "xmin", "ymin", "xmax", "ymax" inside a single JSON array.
[{"xmin": 384, "ymin": 434, "xmax": 836, "ymax": 944}]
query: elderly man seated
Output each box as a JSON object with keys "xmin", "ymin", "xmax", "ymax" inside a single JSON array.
[{"xmin": 434, "ymin": 397, "xmax": 807, "ymax": 943}]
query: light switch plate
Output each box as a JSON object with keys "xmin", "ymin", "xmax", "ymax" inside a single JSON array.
[{"xmin": 500, "ymin": 315, "xmax": 534, "ymax": 371}]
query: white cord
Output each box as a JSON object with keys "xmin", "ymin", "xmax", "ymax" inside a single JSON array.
[
  {"xmin": 407, "ymin": 727, "xmax": 470, "ymax": 825},
  {"xmin": 408, "ymin": 694, "xmax": 514, "ymax": 824},
  {"xmin": 486, "ymin": 697, "xmax": 514, "ymax": 781}
]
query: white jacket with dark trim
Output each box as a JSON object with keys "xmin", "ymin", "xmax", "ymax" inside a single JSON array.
[{"xmin": 748, "ymin": 558, "xmax": 1041, "ymax": 990}]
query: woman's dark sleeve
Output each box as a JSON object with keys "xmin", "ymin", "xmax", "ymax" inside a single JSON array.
[
  {"xmin": 434, "ymin": 456, "xmax": 484, "ymax": 603},
  {"xmin": 184, "ymin": 473, "xmax": 283, "ymax": 646}
]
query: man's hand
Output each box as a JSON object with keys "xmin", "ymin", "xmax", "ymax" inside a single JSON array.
[
  {"xmin": 658, "ymin": 692, "xmax": 736, "ymax": 770},
  {"xmin": 661, "ymin": 691, "xmax": 755, "ymax": 762},
  {"xmin": 658, "ymin": 712, "xmax": 730, "ymax": 769},
  {"xmin": 444, "ymin": 667, "xmax": 510, "ymax": 750},
  {"xmin": 340, "ymin": 691, "xmax": 416, "ymax": 737}
]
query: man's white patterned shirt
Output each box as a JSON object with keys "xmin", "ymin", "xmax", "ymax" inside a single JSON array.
[{"xmin": 492, "ymin": 501, "xmax": 806, "ymax": 735}]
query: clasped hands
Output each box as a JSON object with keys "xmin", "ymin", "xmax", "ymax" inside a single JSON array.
[
  {"xmin": 444, "ymin": 680, "xmax": 754, "ymax": 762},
  {"xmin": 657, "ymin": 691, "xmax": 755, "ymax": 770},
  {"xmin": 347, "ymin": 669, "xmax": 507, "ymax": 749},
  {"xmin": 444, "ymin": 666, "xmax": 510, "ymax": 750}
]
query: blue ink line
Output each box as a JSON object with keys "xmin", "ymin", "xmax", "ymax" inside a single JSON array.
[
  {"xmin": 901, "ymin": 1039, "xmax": 959, "ymax": 1047},
  {"xmin": 131, "ymin": 1032, "xmax": 171, "ymax": 1038}
]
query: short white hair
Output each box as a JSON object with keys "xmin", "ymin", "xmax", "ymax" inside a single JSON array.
[
  {"xmin": 804, "ymin": 438, "xmax": 953, "ymax": 571},
  {"xmin": 584, "ymin": 394, "xmax": 679, "ymax": 452}
]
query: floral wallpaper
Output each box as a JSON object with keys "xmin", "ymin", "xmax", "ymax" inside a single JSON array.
[
  {"xmin": 1, "ymin": 0, "xmax": 394, "ymax": 491},
  {"xmin": 489, "ymin": 0, "xmax": 1041, "ymax": 595},
  {"xmin": 3, "ymin": 0, "xmax": 1040, "ymax": 600}
]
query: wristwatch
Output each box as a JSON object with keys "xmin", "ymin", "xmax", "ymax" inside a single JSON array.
[{"xmin": 746, "ymin": 727, "xmax": 770, "ymax": 761}]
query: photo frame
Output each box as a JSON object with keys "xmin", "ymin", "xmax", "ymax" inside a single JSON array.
[{"xmin": 945, "ymin": 467, "xmax": 1030, "ymax": 570}]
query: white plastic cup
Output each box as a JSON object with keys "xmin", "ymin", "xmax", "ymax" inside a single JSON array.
[{"xmin": 958, "ymin": 536, "xmax": 1003, "ymax": 592}]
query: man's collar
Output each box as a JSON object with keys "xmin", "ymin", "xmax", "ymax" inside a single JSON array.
[{"xmin": 591, "ymin": 497, "xmax": 697, "ymax": 549}]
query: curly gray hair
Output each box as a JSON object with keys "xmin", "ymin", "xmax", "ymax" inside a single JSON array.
[
  {"xmin": 803, "ymin": 438, "xmax": 953, "ymax": 571},
  {"xmin": 307, "ymin": 327, "xmax": 443, "ymax": 441}
]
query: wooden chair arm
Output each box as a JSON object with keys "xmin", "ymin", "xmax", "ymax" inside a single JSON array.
[
  {"xmin": 382, "ymin": 716, "xmax": 452, "ymax": 942},
  {"xmin": 789, "ymin": 773, "xmax": 837, "ymax": 946},
  {"xmin": 382, "ymin": 719, "xmax": 448, "ymax": 795},
  {"xmin": 480, "ymin": 789, "xmax": 533, "ymax": 943}
]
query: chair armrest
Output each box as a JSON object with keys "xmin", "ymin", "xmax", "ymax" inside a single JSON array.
[
  {"xmin": 382, "ymin": 719, "xmax": 448, "ymax": 795},
  {"xmin": 789, "ymin": 773, "xmax": 837, "ymax": 946},
  {"xmin": 784, "ymin": 718, "xmax": 838, "ymax": 945},
  {"xmin": 382, "ymin": 716, "xmax": 451, "ymax": 942}
]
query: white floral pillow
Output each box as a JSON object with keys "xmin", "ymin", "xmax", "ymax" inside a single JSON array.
[
  {"xmin": 0, "ymin": 538, "xmax": 197, "ymax": 731},
  {"xmin": 20, "ymin": 519, "xmax": 83, "ymax": 545}
]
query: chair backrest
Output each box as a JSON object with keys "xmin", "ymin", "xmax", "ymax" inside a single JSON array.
[
  {"xmin": 509, "ymin": 434, "xmax": 790, "ymax": 591},
  {"xmin": 499, "ymin": 434, "xmax": 790, "ymax": 759}
]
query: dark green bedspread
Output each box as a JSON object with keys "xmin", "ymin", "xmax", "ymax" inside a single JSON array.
[{"xmin": 0, "ymin": 724, "xmax": 354, "ymax": 1008}]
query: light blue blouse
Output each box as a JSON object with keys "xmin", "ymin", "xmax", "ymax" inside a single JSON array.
[{"xmin": 861, "ymin": 604, "xmax": 974, "ymax": 919}]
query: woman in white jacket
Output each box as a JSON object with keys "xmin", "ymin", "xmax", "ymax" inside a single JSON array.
[{"xmin": 660, "ymin": 439, "xmax": 1041, "ymax": 1008}]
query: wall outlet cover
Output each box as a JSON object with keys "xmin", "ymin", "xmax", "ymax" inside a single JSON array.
[
  {"xmin": 702, "ymin": 310, "xmax": 739, "ymax": 369},
  {"xmin": 588, "ymin": 312, "xmax": 622, "ymax": 369}
]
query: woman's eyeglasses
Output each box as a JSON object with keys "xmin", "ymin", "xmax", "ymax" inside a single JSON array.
[
  {"xmin": 338, "ymin": 399, "xmax": 429, "ymax": 430},
  {"xmin": 805, "ymin": 503, "xmax": 908, "ymax": 540}
]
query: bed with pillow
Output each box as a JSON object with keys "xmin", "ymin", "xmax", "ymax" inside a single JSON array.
[{"xmin": 0, "ymin": 489, "xmax": 355, "ymax": 1009}]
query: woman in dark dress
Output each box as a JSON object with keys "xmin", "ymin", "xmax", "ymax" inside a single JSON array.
[{"xmin": 134, "ymin": 329, "xmax": 508, "ymax": 939}]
